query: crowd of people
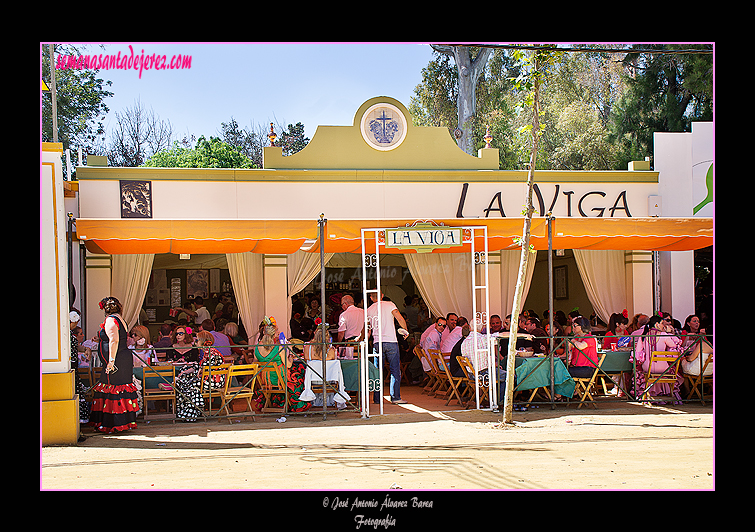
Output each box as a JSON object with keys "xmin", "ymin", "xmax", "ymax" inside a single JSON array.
[
  {"xmin": 71, "ymin": 288, "xmax": 713, "ymax": 434},
  {"xmin": 410, "ymin": 303, "xmax": 713, "ymax": 407},
  {"xmin": 73, "ymin": 294, "xmax": 320, "ymax": 434}
]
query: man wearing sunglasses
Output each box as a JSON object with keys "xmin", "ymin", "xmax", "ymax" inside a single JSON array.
[{"xmin": 419, "ymin": 317, "xmax": 447, "ymax": 371}]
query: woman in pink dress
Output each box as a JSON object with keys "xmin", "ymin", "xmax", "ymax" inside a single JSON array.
[{"xmin": 633, "ymin": 314, "xmax": 683, "ymax": 403}]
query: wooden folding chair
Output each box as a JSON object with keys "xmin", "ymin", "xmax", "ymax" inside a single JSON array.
[
  {"xmin": 642, "ymin": 351, "xmax": 682, "ymax": 403},
  {"xmin": 569, "ymin": 353, "xmax": 606, "ymax": 409},
  {"xmin": 142, "ymin": 365, "xmax": 176, "ymax": 421},
  {"xmin": 77, "ymin": 367, "xmax": 94, "ymax": 400},
  {"xmin": 91, "ymin": 366, "xmax": 103, "ymax": 385},
  {"xmin": 683, "ymin": 351, "xmax": 713, "ymax": 404},
  {"xmin": 258, "ymin": 362, "xmax": 287, "ymax": 413},
  {"xmin": 201, "ymin": 363, "xmax": 232, "ymax": 413},
  {"xmin": 425, "ymin": 349, "xmax": 447, "ymax": 397},
  {"xmin": 220, "ymin": 363, "xmax": 260, "ymax": 420},
  {"xmin": 431, "ymin": 350, "xmax": 465, "ymax": 406},
  {"xmin": 457, "ymin": 355, "xmax": 490, "ymax": 408},
  {"xmin": 414, "ymin": 346, "xmax": 438, "ymax": 395}
]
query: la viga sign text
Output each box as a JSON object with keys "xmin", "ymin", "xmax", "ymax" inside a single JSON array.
[
  {"xmin": 77, "ymin": 176, "xmax": 658, "ymax": 222},
  {"xmin": 229, "ymin": 181, "xmax": 657, "ymax": 221}
]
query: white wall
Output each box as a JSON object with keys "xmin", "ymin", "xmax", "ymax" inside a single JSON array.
[{"xmin": 654, "ymin": 122, "xmax": 714, "ymax": 320}]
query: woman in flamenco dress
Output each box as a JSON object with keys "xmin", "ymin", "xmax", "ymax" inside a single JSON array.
[
  {"xmin": 89, "ymin": 296, "xmax": 140, "ymax": 433},
  {"xmin": 251, "ymin": 316, "xmax": 311, "ymax": 413}
]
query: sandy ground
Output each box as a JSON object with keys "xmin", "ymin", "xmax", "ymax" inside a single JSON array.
[{"xmin": 42, "ymin": 395, "xmax": 714, "ymax": 493}]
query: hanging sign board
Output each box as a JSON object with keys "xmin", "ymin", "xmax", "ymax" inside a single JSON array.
[{"xmin": 384, "ymin": 223, "xmax": 464, "ymax": 253}]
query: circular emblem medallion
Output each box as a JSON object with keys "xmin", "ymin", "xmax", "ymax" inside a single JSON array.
[{"xmin": 360, "ymin": 103, "xmax": 407, "ymax": 151}]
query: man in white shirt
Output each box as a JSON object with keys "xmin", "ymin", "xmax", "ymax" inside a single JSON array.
[
  {"xmin": 366, "ymin": 292, "xmax": 409, "ymax": 404},
  {"xmin": 419, "ymin": 317, "xmax": 447, "ymax": 371},
  {"xmin": 336, "ymin": 294, "xmax": 365, "ymax": 342},
  {"xmin": 441, "ymin": 315, "xmax": 466, "ymax": 353},
  {"xmin": 193, "ymin": 296, "xmax": 211, "ymax": 325},
  {"xmin": 440, "ymin": 312, "xmax": 458, "ymax": 350}
]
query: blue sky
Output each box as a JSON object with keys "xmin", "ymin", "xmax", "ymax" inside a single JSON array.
[{"xmin": 89, "ymin": 42, "xmax": 438, "ymax": 143}]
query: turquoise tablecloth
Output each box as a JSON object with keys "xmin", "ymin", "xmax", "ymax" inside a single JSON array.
[
  {"xmin": 599, "ymin": 351, "xmax": 633, "ymax": 372},
  {"xmin": 339, "ymin": 359, "xmax": 380, "ymax": 391},
  {"xmin": 514, "ymin": 356, "xmax": 575, "ymax": 397}
]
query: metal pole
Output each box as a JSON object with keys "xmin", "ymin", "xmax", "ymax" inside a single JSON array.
[
  {"xmin": 547, "ymin": 214, "xmax": 555, "ymax": 409},
  {"xmin": 318, "ymin": 214, "xmax": 327, "ymax": 420},
  {"xmin": 48, "ymin": 44, "xmax": 58, "ymax": 143},
  {"xmin": 67, "ymin": 213, "xmax": 74, "ymax": 307}
]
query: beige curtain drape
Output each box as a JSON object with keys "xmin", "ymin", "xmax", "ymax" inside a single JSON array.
[
  {"xmin": 573, "ymin": 249, "xmax": 627, "ymax": 324},
  {"xmin": 226, "ymin": 252, "xmax": 265, "ymax": 339},
  {"xmin": 498, "ymin": 250, "xmax": 537, "ymax": 319},
  {"xmin": 111, "ymin": 254, "xmax": 155, "ymax": 331},
  {"xmin": 406, "ymin": 253, "xmax": 474, "ymax": 320},
  {"xmin": 286, "ymin": 250, "xmax": 334, "ymax": 334}
]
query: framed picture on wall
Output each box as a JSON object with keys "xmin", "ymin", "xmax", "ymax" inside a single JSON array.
[
  {"xmin": 187, "ymin": 269, "xmax": 209, "ymax": 299},
  {"xmin": 120, "ymin": 180, "xmax": 152, "ymax": 218},
  {"xmin": 554, "ymin": 265, "xmax": 568, "ymax": 299}
]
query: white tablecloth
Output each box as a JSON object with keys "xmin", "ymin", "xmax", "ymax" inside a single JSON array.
[{"xmin": 300, "ymin": 360, "xmax": 351, "ymax": 405}]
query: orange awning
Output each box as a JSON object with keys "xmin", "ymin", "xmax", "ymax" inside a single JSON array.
[
  {"xmin": 541, "ymin": 217, "xmax": 714, "ymax": 251},
  {"xmin": 76, "ymin": 217, "xmax": 713, "ymax": 255},
  {"xmin": 313, "ymin": 217, "xmax": 713, "ymax": 253},
  {"xmin": 315, "ymin": 218, "xmax": 549, "ymax": 254},
  {"xmin": 76, "ymin": 219, "xmax": 317, "ymax": 255}
]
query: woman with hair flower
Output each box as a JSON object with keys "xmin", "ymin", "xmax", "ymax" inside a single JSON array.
[
  {"xmin": 89, "ymin": 296, "xmax": 140, "ymax": 433},
  {"xmin": 603, "ymin": 310, "xmax": 631, "ymax": 351},
  {"xmin": 251, "ymin": 316, "xmax": 311, "ymax": 413},
  {"xmin": 632, "ymin": 314, "xmax": 683, "ymax": 403}
]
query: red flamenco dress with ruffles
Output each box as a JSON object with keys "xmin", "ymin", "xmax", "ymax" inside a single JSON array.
[{"xmin": 89, "ymin": 315, "xmax": 139, "ymax": 433}]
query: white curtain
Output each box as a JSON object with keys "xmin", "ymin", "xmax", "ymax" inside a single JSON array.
[
  {"xmin": 111, "ymin": 254, "xmax": 154, "ymax": 331},
  {"xmin": 573, "ymin": 249, "xmax": 627, "ymax": 324},
  {"xmin": 286, "ymin": 250, "xmax": 334, "ymax": 333},
  {"xmin": 226, "ymin": 252, "xmax": 265, "ymax": 339},
  {"xmin": 498, "ymin": 250, "xmax": 537, "ymax": 318},
  {"xmin": 406, "ymin": 253, "xmax": 474, "ymax": 320}
]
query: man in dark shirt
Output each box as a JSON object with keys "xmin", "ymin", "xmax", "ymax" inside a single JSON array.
[
  {"xmin": 152, "ymin": 323, "xmax": 174, "ymax": 361},
  {"xmin": 524, "ymin": 317, "xmax": 549, "ymax": 355},
  {"xmin": 290, "ymin": 301, "xmax": 315, "ymax": 341}
]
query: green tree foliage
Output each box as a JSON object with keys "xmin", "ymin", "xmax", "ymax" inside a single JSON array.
[
  {"xmin": 142, "ymin": 136, "xmax": 256, "ymax": 168},
  {"xmin": 219, "ymin": 117, "xmax": 263, "ymax": 167},
  {"xmin": 609, "ymin": 44, "xmax": 713, "ymax": 168},
  {"xmin": 277, "ymin": 122, "xmax": 310, "ymax": 156},
  {"xmin": 413, "ymin": 44, "xmax": 713, "ymax": 171},
  {"xmin": 536, "ymin": 46, "xmax": 626, "ymax": 170},
  {"xmin": 410, "ymin": 48, "xmax": 522, "ymax": 169},
  {"xmin": 41, "ymin": 44, "xmax": 114, "ymax": 154},
  {"xmin": 409, "ymin": 52, "xmax": 458, "ymax": 129}
]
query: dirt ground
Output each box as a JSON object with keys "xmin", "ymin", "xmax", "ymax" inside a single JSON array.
[{"xmin": 42, "ymin": 392, "xmax": 714, "ymax": 492}]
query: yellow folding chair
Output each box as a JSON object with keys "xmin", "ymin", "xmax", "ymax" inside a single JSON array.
[
  {"xmin": 221, "ymin": 363, "xmax": 260, "ymax": 420},
  {"xmin": 457, "ymin": 355, "xmax": 490, "ymax": 408},
  {"xmin": 570, "ymin": 353, "xmax": 606, "ymax": 409},
  {"xmin": 431, "ymin": 350, "xmax": 464, "ymax": 406},
  {"xmin": 414, "ymin": 346, "xmax": 438, "ymax": 395},
  {"xmin": 258, "ymin": 362, "xmax": 287, "ymax": 413},
  {"xmin": 201, "ymin": 363, "xmax": 232, "ymax": 413},
  {"xmin": 683, "ymin": 351, "xmax": 713, "ymax": 404},
  {"xmin": 142, "ymin": 365, "xmax": 176, "ymax": 421},
  {"xmin": 642, "ymin": 351, "xmax": 682, "ymax": 403}
]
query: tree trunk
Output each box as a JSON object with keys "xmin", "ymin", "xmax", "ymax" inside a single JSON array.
[
  {"xmin": 501, "ymin": 52, "xmax": 543, "ymax": 425},
  {"xmin": 431, "ymin": 45, "xmax": 492, "ymax": 155}
]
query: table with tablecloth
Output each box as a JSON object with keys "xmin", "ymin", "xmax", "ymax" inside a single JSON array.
[
  {"xmin": 300, "ymin": 360, "xmax": 350, "ymax": 405},
  {"xmin": 514, "ymin": 356, "xmax": 575, "ymax": 398},
  {"xmin": 340, "ymin": 358, "xmax": 381, "ymax": 392}
]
